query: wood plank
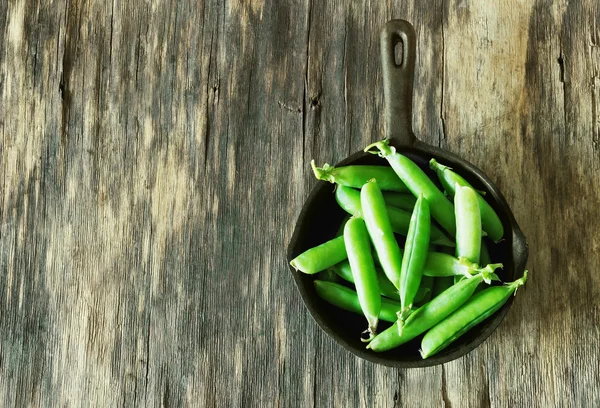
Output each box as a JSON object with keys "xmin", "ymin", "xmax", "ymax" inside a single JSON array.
[{"xmin": 1, "ymin": 0, "xmax": 600, "ymax": 406}]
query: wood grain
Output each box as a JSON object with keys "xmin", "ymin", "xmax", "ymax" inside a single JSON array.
[{"xmin": 1, "ymin": 0, "xmax": 599, "ymax": 407}]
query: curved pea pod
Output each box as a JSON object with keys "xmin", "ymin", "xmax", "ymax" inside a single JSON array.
[
  {"xmin": 332, "ymin": 260, "xmax": 398, "ymax": 300},
  {"xmin": 360, "ymin": 181, "xmax": 404, "ymax": 291},
  {"xmin": 398, "ymin": 195, "xmax": 431, "ymax": 322},
  {"xmin": 420, "ymin": 271, "xmax": 528, "ymax": 359},
  {"xmin": 314, "ymin": 280, "xmax": 401, "ymax": 323},
  {"xmin": 382, "ymin": 192, "xmax": 417, "ymax": 211},
  {"xmin": 455, "ymin": 184, "xmax": 482, "ymax": 265},
  {"xmin": 365, "ymin": 139, "xmax": 456, "ymax": 237},
  {"xmin": 430, "ymin": 159, "xmax": 504, "ymax": 242},
  {"xmin": 344, "ymin": 217, "xmax": 381, "ymax": 338},
  {"xmin": 290, "ymin": 236, "xmax": 346, "ymax": 274},
  {"xmin": 335, "ymin": 214, "xmax": 352, "ymax": 237},
  {"xmin": 335, "ymin": 186, "xmax": 455, "ymax": 247},
  {"xmin": 368, "ymin": 269, "xmax": 498, "ymax": 352},
  {"xmin": 311, "ymin": 160, "xmax": 409, "ymax": 192},
  {"xmin": 422, "ymin": 252, "xmax": 503, "ymax": 278}
]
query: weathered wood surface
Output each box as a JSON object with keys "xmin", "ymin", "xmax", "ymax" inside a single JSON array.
[{"xmin": 1, "ymin": 0, "xmax": 599, "ymax": 406}]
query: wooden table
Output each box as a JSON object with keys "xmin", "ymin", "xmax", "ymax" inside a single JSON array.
[{"xmin": 2, "ymin": 1, "xmax": 599, "ymax": 406}]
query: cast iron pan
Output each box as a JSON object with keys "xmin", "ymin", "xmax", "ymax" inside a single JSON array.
[{"xmin": 287, "ymin": 19, "xmax": 528, "ymax": 368}]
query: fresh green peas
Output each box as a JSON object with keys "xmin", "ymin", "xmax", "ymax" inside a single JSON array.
[
  {"xmin": 361, "ymin": 180, "xmax": 404, "ymax": 290},
  {"xmin": 314, "ymin": 280, "xmax": 401, "ymax": 323},
  {"xmin": 290, "ymin": 236, "xmax": 346, "ymax": 274},
  {"xmin": 332, "ymin": 260, "xmax": 398, "ymax": 300},
  {"xmin": 344, "ymin": 218, "xmax": 381, "ymax": 338},
  {"xmin": 430, "ymin": 159, "xmax": 504, "ymax": 242},
  {"xmin": 368, "ymin": 269, "xmax": 498, "ymax": 352},
  {"xmin": 422, "ymin": 252, "xmax": 503, "ymax": 278},
  {"xmin": 397, "ymin": 268, "xmax": 499, "ymax": 337},
  {"xmin": 420, "ymin": 271, "xmax": 528, "ymax": 359},
  {"xmin": 365, "ymin": 139, "xmax": 456, "ymax": 237},
  {"xmin": 382, "ymin": 192, "xmax": 417, "ymax": 211},
  {"xmin": 398, "ymin": 195, "xmax": 431, "ymax": 322},
  {"xmin": 335, "ymin": 186, "xmax": 454, "ymax": 247},
  {"xmin": 311, "ymin": 160, "xmax": 409, "ymax": 192},
  {"xmin": 455, "ymin": 184, "xmax": 482, "ymax": 265}
]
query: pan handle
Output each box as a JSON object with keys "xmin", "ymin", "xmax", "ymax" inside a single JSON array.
[{"xmin": 380, "ymin": 20, "xmax": 416, "ymax": 146}]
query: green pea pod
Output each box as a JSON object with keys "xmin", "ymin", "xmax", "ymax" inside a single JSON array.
[
  {"xmin": 432, "ymin": 276, "xmax": 454, "ymax": 297},
  {"xmin": 420, "ymin": 271, "xmax": 528, "ymax": 359},
  {"xmin": 344, "ymin": 218, "xmax": 381, "ymax": 338},
  {"xmin": 311, "ymin": 160, "xmax": 409, "ymax": 192},
  {"xmin": 382, "ymin": 192, "xmax": 417, "ymax": 211},
  {"xmin": 398, "ymin": 195, "xmax": 431, "ymax": 322},
  {"xmin": 455, "ymin": 184, "xmax": 482, "ymax": 265},
  {"xmin": 422, "ymin": 252, "xmax": 503, "ymax": 278},
  {"xmin": 361, "ymin": 180, "xmax": 404, "ymax": 290},
  {"xmin": 365, "ymin": 139, "xmax": 456, "ymax": 237},
  {"xmin": 335, "ymin": 186, "xmax": 454, "ymax": 247},
  {"xmin": 290, "ymin": 236, "xmax": 346, "ymax": 274},
  {"xmin": 398, "ymin": 267, "xmax": 499, "ymax": 337},
  {"xmin": 332, "ymin": 260, "xmax": 398, "ymax": 300},
  {"xmin": 368, "ymin": 268, "xmax": 498, "ymax": 352},
  {"xmin": 430, "ymin": 159, "xmax": 504, "ymax": 242},
  {"xmin": 314, "ymin": 280, "xmax": 401, "ymax": 323}
]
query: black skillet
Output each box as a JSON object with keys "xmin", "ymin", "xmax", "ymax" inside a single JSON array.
[{"xmin": 287, "ymin": 19, "xmax": 528, "ymax": 368}]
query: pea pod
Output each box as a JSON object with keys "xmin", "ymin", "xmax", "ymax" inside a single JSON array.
[
  {"xmin": 344, "ymin": 218, "xmax": 381, "ymax": 338},
  {"xmin": 422, "ymin": 252, "xmax": 503, "ymax": 278},
  {"xmin": 290, "ymin": 236, "xmax": 346, "ymax": 274},
  {"xmin": 314, "ymin": 280, "xmax": 401, "ymax": 323},
  {"xmin": 368, "ymin": 268, "xmax": 498, "ymax": 352},
  {"xmin": 335, "ymin": 186, "xmax": 454, "ymax": 247},
  {"xmin": 455, "ymin": 184, "xmax": 482, "ymax": 265},
  {"xmin": 420, "ymin": 271, "xmax": 528, "ymax": 359},
  {"xmin": 398, "ymin": 267, "xmax": 499, "ymax": 336},
  {"xmin": 382, "ymin": 192, "xmax": 417, "ymax": 211},
  {"xmin": 332, "ymin": 260, "xmax": 398, "ymax": 300},
  {"xmin": 361, "ymin": 180, "xmax": 404, "ymax": 290},
  {"xmin": 430, "ymin": 159, "xmax": 504, "ymax": 242},
  {"xmin": 365, "ymin": 139, "xmax": 456, "ymax": 237},
  {"xmin": 311, "ymin": 160, "xmax": 408, "ymax": 192},
  {"xmin": 398, "ymin": 195, "xmax": 431, "ymax": 322}
]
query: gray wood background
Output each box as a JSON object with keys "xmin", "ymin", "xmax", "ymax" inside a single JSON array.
[{"xmin": 2, "ymin": 0, "xmax": 599, "ymax": 406}]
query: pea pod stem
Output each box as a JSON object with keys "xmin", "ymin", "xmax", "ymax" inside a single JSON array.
[
  {"xmin": 314, "ymin": 280, "xmax": 401, "ymax": 323},
  {"xmin": 365, "ymin": 139, "xmax": 456, "ymax": 237},
  {"xmin": 335, "ymin": 186, "xmax": 454, "ymax": 247},
  {"xmin": 420, "ymin": 271, "xmax": 528, "ymax": 359},
  {"xmin": 430, "ymin": 159, "xmax": 504, "ymax": 242},
  {"xmin": 311, "ymin": 160, "xmax": 409, "ymax": 192}
]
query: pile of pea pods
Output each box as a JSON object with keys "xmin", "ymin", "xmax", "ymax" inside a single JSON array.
[{"xmin": 290, "ymin": 139, "xmax": 527, "ymax": 358}]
